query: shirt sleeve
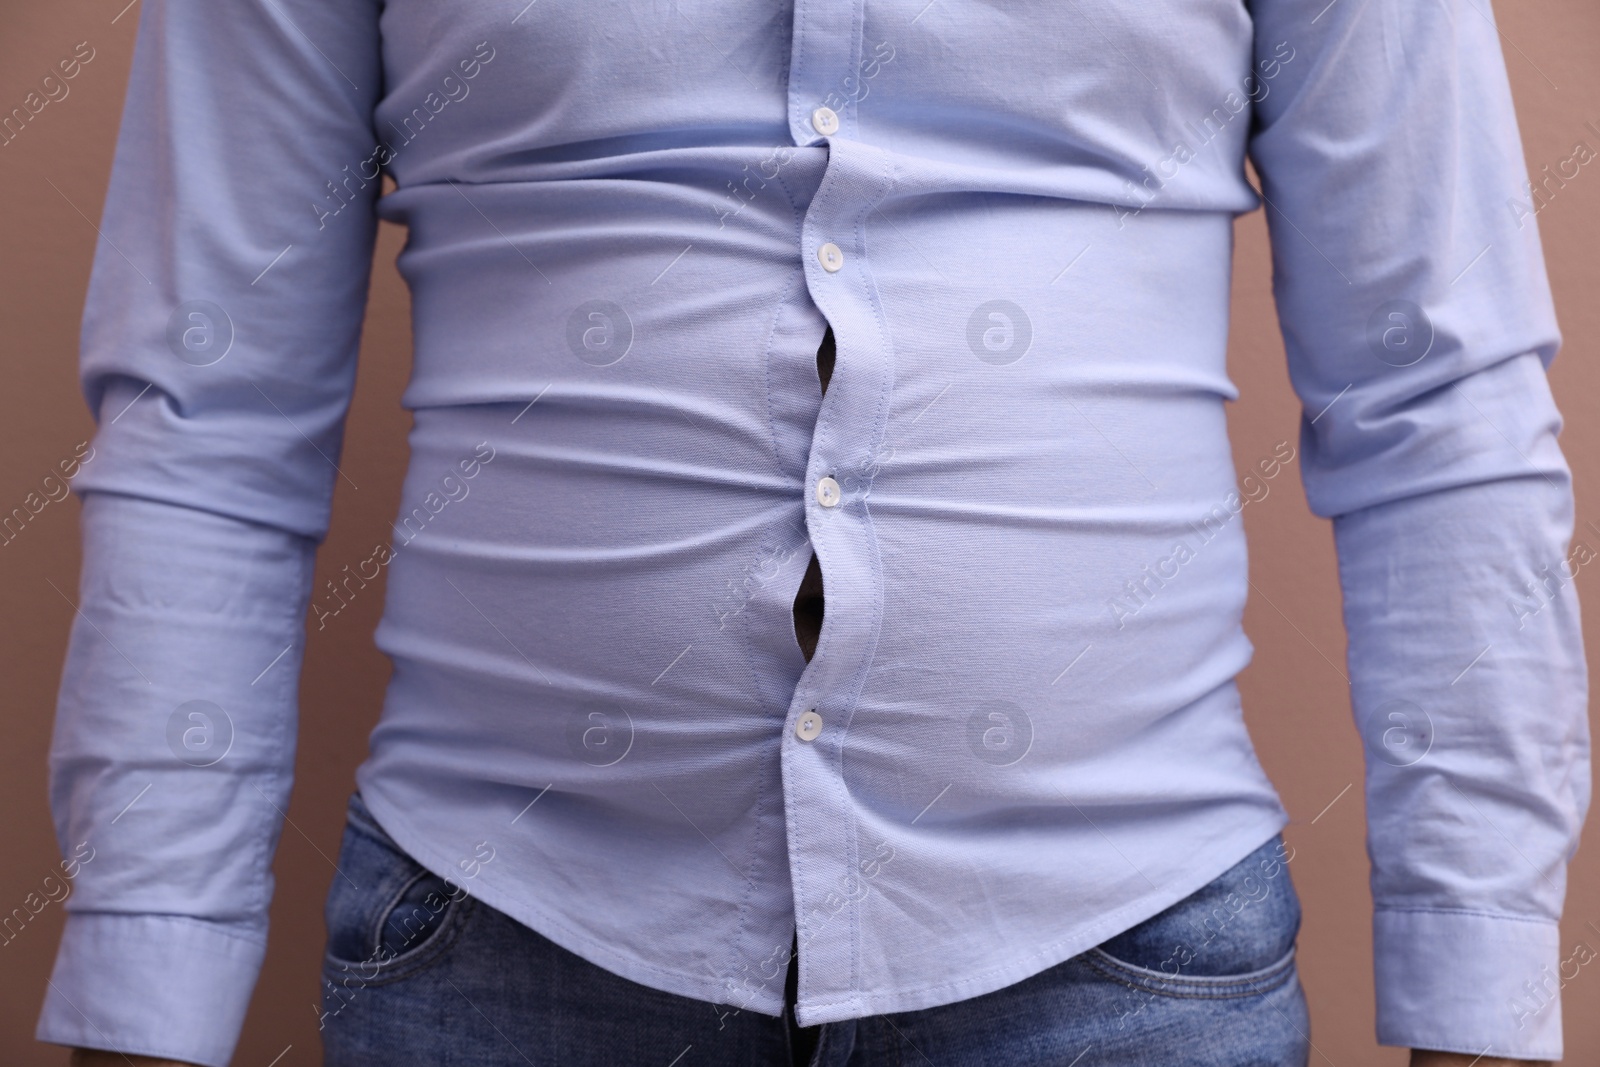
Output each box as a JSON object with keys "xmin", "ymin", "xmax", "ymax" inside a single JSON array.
[
  {"xmin": 36, "ymin": 3, "xmax": 384, "ymax": 1065},
  {"xmin": 1245, "ymin": 0, "xmax": 1589, "ymax": 1060}
]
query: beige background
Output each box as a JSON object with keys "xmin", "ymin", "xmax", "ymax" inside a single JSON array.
[{"xmin": 3, "ymin": 2, "xmax": 1598, "ymax": 1063}]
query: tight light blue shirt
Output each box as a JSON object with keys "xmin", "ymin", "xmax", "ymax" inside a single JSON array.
[{"xmin": 40, "ymin": 1, "xmax": 1588, "ymax": 1063}]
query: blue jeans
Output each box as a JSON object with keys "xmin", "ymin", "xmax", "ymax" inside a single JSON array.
[{"xmin": 320, "ymin": 793, "xmax": 1310, "ymax": 1065}]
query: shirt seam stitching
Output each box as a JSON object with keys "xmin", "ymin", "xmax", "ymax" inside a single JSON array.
[{"xmin": 1372, "ymin": 905, "xmax": 1559, "ymax": 926}]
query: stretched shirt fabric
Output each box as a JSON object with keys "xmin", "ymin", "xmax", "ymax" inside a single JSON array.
[{"xmin": 39, "ymin": 1, "xmax": 1589, "ymax": 1064}]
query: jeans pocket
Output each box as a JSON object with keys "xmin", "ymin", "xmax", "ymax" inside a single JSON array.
[
  {"xmin": 1087, "ymin": 834, "xmax": 1300, "ymax": 998},
  {"xmin": 321, "ymin": 792, "xmax": 475, "ymax": 989}
]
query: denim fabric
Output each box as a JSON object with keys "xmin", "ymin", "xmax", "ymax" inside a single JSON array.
[{"xmin": 321, "ymin": 793, "xmax": 1308, "ymax": 1066}]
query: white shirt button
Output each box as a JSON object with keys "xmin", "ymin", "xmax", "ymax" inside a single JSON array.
[
  {"xmin": 816, "ymin": 476, "xmax": 841, "ymax": 508},
  {"xmin": 817, "ymin": 242, "xmax": 844, "ymax": 272},
  {"xmin": 795, "ymin": 711, "xmax": 824, "ymax": 741},
  {"xmin": 811, "ymin": 106, "xmax": 840, "ymax": 136}
]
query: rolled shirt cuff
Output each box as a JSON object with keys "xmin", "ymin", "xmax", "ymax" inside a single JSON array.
[
  {"xmin": 1374, "ymin": 907, "xmax": 1565, "ymax": 1061},
  {"xmin": 36, "ymin": 911, "xmax": 266, "ymax": 1067}
]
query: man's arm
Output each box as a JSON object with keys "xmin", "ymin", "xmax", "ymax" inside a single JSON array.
[
  {"xmin": 1245, "ymin": 0, "xmax": 1588, "ymax": 1061},
  {"xmin": 38, "ymin": 2, "xmax": 385, "ymax": 1064}
]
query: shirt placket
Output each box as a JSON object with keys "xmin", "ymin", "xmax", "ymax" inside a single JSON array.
[{"xmin": 781, "ymin": 0, "xmax": 900, "ymax": 1024}]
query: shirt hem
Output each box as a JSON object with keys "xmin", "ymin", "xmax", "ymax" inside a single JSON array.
[
  {"xmin": 794, "ymin": 807, "xmax": 1290, "ymax": 1025},
  {"xmin": 357, "ymin": 783, "xmax": 788, "ymax": 1020},
  {"xmin": 362, "ymin": 781, "xmax": 1287, "ymax": 1026}
]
